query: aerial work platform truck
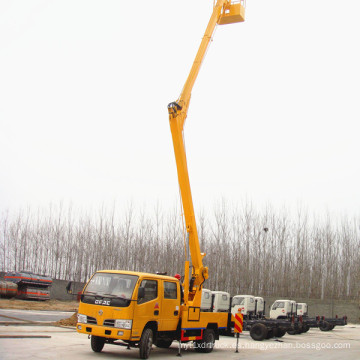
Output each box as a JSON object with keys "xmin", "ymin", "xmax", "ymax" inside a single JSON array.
[{"xmin": 75, "ymin": 1, "xmax": 245, "ymax": 358}]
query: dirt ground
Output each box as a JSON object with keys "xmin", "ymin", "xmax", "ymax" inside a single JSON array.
[
  {"xmin": 0, "ymin": 298, "xmax": 79, "ymax": 326},
  {"xmin": 0, "ymin": 298, "xmax": 79, "ymax": 311},
  {"xmin": 54, "ymin": 312, "xmax": 78, "ymax": 326}
]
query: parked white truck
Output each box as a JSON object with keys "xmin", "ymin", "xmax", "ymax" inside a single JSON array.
[
  {"xmin": 270, "ymin": 300, "xmax": 347, "ymax": 335},
  {"xmin": 200, "ymin": 289, "xmax": 230, "ymax": 312},
  {"xmin": 200, "ymin": 288, "xmax": 212, "ymax": 311},
  {"xmin": 212, "ymin": 291, "xmax": 230, "ymax": 312},
  {"xmin": 231, "ymin": 297, "xmax": 347, "ymax": 340},
  {"xmin": 231, "ymin": 295, "xmax": 265, "ymax": 319},
  {"xmin": 270, "ymin": 299, "xmax": 296, "ymax": 319},
  {"xmin": 296, "ymin": 302, "xmax": 308, "ymax": 316},
  {"xmin": 231, "ymin": 295, "xmax": 255, "ymax": 317},
  {"xmin": 235, "ymin": 297, "xmax": 298, "ymax": 340}
]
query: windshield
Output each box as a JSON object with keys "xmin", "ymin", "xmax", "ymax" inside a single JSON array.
[
  {"xmin": 272, "ymin": 301, "xmax": 285, "ymax": 310},
  {"xmin": 233, "ymin": 297, "xmax": 245, "ymax": 306},
  {"xmin": 82, "ymin": 273, "xmax": 138, "ymax": 307}
]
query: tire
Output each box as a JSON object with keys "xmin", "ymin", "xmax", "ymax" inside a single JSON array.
[
  {"xmin": 91, "ymin": 335, "xmax": 105, "ymax": 353},
  {"xmin": 155, "ymin": 339, "xmax": 172, "ymax": 348},
  {"xmin": 194, "ymin": 329, "xmax": 215, "ymax": 353},
  {"xmin": 286, "ymin": 329, "xmax": 298, "ymax": 335},
  {"xmin": 266, "ymin": 329, "xmax": 274, "ymax": 339},
  {"xmin": 273, "ymin": 328, "xmax": 286, "ymax": 338},
  {"xmin": 250, "ymin": 323, "xmax": 268, "ymax": 341},
  {"xmin": 303, "ymin": 325, "xmax": 310, "ymax": 333},
  {"xmin": 319, "ymin": 321, "xmax": 332, "ymax": 332},
  {"xmin": 139, "ymin": 328, "xmax": 153, "ymax": 359}
]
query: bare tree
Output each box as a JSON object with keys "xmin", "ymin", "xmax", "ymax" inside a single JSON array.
[{"xmin": 0, "ymin": 201, "xmax": 359, "ymax": 300}]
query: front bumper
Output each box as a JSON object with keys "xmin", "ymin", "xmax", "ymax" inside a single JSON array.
[{"xmin": 76, "ymin": 323, "xmax": 133, "ymax": 340}]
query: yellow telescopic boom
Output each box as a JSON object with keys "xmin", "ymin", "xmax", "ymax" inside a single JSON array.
[{"xmin": 168, "ymin": 0, "xmax": 245, "ymax": 308}]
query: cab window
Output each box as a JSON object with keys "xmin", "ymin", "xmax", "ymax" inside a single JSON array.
[
  {"xmin": 272, "ymin": 301, "xmax": 285, "ymax": 310},
  {"xmin": 232, "ymin": 297, "xmax": 244, "ymax": 306},
  {"xmin": 164, "ymin": 281, "xmax": 177, "ymax": 299},
  {"xmin": 138, "ymin": 280, "xmax": 158, "ymax": 304}
]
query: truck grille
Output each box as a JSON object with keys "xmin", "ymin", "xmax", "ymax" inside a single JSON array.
[
  {"xmin": 103, "ymin": 319, "xmax": 115, "ymax": 327},
  {"xmin": 87, "ymin": 316, "xmax": 97, "ymax": 325}
]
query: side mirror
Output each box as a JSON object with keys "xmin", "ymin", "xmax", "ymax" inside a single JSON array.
[
  {"xmin": 138, "ymin": 287, "xmax": 145, "ymax": 300},
  {"xmin": 66, "ymin": 281, "xmax": 73, "ymax": 294}
]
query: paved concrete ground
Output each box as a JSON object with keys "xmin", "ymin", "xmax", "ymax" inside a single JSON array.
[
  {"xmin": 0, "ymin": 325, "xmax": 359, "ymax": 360},
  {"xmin": 0, "ymin": 309, "xmax": 75, "ymax": 323}
]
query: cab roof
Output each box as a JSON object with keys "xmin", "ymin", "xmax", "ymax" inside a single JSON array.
[{"xmin": 96, "ymin": 270, "xmax": 179, "ymax": 282}]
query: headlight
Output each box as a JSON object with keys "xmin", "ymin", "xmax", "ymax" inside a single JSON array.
[
  {"xmin": 114, "ymin": 319, "xmax": 132, "ymax": 330},
  {"xmin": 77, "ymin": 314, "xmax": 87, "ymax": 324}
]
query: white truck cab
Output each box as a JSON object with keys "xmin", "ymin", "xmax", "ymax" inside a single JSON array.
[
  {"xmin": 200, "ymin": 288, "xmax": 212, "ymax": 311},
  {"xmin": 231, "ymin": 295, "xmax": 255, "ymax": 317},
  {"xmin": 270, "ymin": 299, "xmax": 297, "ymax": 319},
  {"xmin": 296, "ymin": 302, "xmax": 308, "ymax": 317},
  {"xmin": 212, "ymin": 291, "xmax": 230, "ymax": 312}
]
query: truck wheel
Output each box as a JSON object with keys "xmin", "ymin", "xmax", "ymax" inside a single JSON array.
[
  {"xmin": 139, "ymin": 328, "xmax": 153, "ymax": 359},
  {"xmin": 91, "ymin": 335, "xmax": 105, "ymax": 353},
  {"xmin": 319, "ymin": 321, "xmax": 331, "ymax": 332},
  {"xmin": 155, "ymin": 339, "xmax": 172, "ymax": 348},
  {"xmin": 250, "ymin": 323, "xmax": 268, "ymax": 341},
  {"xmin": 286, "ymin": 329, "xmax": 298, "ymax": 335},
  {"xmin": 303, "ymin": 325, "xmax": 310, "ymax": 333},
  {"xmin": 194, "ymin": 329, "xmax": 215, "ymax": 353},
  {"xmin": 273, "ymin": 328, "xmax": 286, "ymax": 338},
  {"xmin": 266, "ymin": 329, "xmax": 274, "ymax": 339}
]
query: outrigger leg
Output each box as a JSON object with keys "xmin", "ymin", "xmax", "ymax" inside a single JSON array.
[{"xmin": 177, "ymin": 340, "xmax": 182, "ymax": 357}]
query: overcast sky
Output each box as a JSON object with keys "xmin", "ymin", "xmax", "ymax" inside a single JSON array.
[{"xmin": 1, "ymin": 0, "xmax": 359, "ymax": 218}]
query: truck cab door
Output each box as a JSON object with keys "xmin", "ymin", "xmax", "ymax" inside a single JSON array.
[
  {"xmin": 158, "ymin": 281, "xmax": 180, "ymax": 331},
  {"xmin": 270, "ymin": 301, "xmax": 285, "ymax": 319},
  {"xmin": 132, "ymin": 279, "xmax": 159, "ymax": 338}
]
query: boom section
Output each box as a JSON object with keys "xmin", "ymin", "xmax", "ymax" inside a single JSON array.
[{"xmin": 168, "ymin": 0, "xmax": 245, "ymax": 308}]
